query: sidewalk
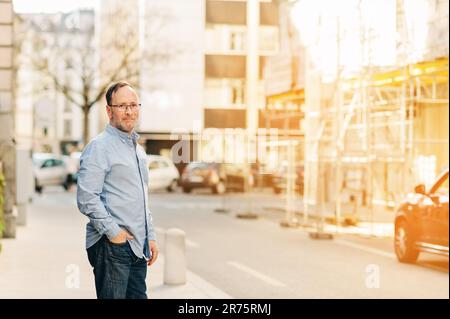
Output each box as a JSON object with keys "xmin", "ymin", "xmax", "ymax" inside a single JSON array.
[
  {"xmin": 246, "ymin": 189, "xmax": 395, "ymax": 238},
  {"xmin": 0, "ymin": 192, "xmax": 231, "ymax": 299}
]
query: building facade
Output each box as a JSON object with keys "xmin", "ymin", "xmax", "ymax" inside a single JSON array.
[
  {"xmin": 0, "ymin": 0, "xmax": 16, "ymax": 237},
  {"xmin": 265, "ymin": 0, "xmax": 449, "ymax": 224},
  {"xmin": 15, "ymin": 9, "xmax": 98, "ymax": 154},
  {"xmin": 98, "ymin": 0, "xmax": 279, "ymax": 171}
]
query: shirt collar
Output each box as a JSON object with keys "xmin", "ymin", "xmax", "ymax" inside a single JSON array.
[{"xmin": 106, "ymin": 123, "xmax": 140, "ymax": 143}]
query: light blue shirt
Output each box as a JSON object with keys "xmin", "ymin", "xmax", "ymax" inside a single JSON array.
[{"xmin": 77, "ymin": 124, "xmax": 156, "ymax": 259}]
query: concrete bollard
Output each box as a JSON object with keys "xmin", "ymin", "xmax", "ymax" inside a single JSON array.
[{"xmin": 164, "ymin": 228, "xmax": 186, "ymax": 285}]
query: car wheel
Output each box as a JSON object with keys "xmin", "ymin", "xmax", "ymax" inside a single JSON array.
[
  {"xmin": 62, "ymin": 175, "xmax": 72, "ymax": 191},
  {"xmin": 35, "ymin": 179, "xmax": 43, "ymax": 193},
  {"xmin": 394, "ymin": 219, "xmax": 419, "ymax": 263},
  {"xmin": 167, "ymin": 179, "xmax": 178, "ymax": 192},
  {"xmin": 213, "ymin": 181, "xmax": 226, "ymax": 194},
  {"xmin": 182, "ymin": 187, "xmax": 192, "ymax": 193}
]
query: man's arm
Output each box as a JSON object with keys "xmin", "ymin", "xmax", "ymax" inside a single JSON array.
[{"xmin": 76, "ymin": 141, "xmax": 122, "ymax": 240}]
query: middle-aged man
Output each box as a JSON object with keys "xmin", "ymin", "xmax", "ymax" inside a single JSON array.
[{"xmin": 77, "ymin": 81, "xmax": 158, "ymax": 299}]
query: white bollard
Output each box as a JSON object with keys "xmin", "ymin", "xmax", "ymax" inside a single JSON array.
[{"xmin": 164, "ymin": 228, "xmax": 186, "ymax": 285}]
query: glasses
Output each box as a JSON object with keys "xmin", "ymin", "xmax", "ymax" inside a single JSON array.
[{"xmin": 108, "ymin": 103, "xmax": 141, "ymax": 111}]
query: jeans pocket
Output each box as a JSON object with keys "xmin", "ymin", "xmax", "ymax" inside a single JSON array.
[
  {"xmin": 107, "ymin": 240, "xmax": 132, "ymax": 263},
  {"xmin": 109, "ymin": 240, "xmax": 128, "ymax": 246}
]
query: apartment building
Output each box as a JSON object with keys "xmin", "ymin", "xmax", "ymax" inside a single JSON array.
[{"xmin": 97, "ymin": 0, "xmax": 279, "ymax": 168}]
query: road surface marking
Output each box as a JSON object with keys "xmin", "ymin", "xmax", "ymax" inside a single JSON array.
[
  {"xmin": 334, "ymin": 239, "xmax": 396, "ymax": 259},
  {"xmin": 227, "ymin": 261, "xmax": 286, "ymax": 287}
]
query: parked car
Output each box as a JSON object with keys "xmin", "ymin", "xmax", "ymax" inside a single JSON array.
[
  {"xmin": 32, "ymin": 153, "xmax": 73, "ymax": 193},
  {"xmin": 62, "ymin": 151, "xmax": 82, "ymax": 184},
  {"xmin": 272, "ymin": 162, "xmax": 304, "ymax": 194},
  {"xmin": 394, "ymin": 168, "xmax": 449, "ymax": 263},
  {"xmin": 147, "ymin": 155, "xmax": 180, "ymax": 192},
  {"xmin": 180, "ymin": 162, "xmax": 246, "ymax": 194}
]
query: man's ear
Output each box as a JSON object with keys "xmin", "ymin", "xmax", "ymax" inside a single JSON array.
[{"xmin": 106, "ymin": 105, "xmax": 112, "ymax": 119}]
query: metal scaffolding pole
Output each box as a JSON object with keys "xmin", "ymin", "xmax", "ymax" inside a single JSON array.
[{"xmin": 237, "ymin": 0, "xmax": 259, "ymax": 220}]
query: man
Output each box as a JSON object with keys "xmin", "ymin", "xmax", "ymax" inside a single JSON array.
[{"xmin": 77, "ymin": 81, "xmax": 158, "ymax": 299}]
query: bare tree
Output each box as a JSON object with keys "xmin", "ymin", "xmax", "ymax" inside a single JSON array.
[{"xmin": 17, "ymin": 5, "xmax": 177, "ymax": 145}]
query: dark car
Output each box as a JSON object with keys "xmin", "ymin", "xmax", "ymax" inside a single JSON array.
[
  {"xmin": 394, "ymin": 168, "xmax": 449, "ymax": 263},
  {"xmin": 180, "ymin": 162, "xmax": 246, "ymax": 194},
  {"xmin": 272, "ymin": 163, "xmax": 304, "ymax": 194}
]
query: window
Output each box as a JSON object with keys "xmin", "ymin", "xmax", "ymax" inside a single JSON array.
[
  {"xmin": 42, "ymin": 160, "xmax": 53, "ymax": 168},
  {"xmin": 54, "ymin": 160, "xmax": 64, "ymax": 167},
  {"xmin": 64, "ymin": 99, "xmax": 72, "ymax": 113},
  {"xmin": 63, "ymin": 119, "xmax": 72, "ymax": 138},
  {"xmin": 158, "ymin": 160, "xmax": 169, "ymax": 168},
  {"xmin": 149, "ymin": 161, "xmax": 159, "ymax": 170},
  {"xmin": 433, "ymin": 173, "xmax": 449, "ymax": 196}
]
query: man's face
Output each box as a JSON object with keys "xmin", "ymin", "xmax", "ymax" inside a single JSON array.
[{"xmin": 107, "ymin": 86, "xmax": 140, "ymax": 134}]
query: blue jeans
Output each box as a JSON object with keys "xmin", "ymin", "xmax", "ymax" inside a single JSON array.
[{"xmin": 87, "ymin": 235, "xmax": 148, "ymax": 299}]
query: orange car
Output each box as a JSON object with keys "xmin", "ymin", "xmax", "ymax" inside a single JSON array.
[{"xmin": 394, "ymin": 168, "xmax": 449, "ymax": 263}]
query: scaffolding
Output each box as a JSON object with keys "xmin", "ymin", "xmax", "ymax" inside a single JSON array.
[{"xmin": 302, "ymin": 0, "xmax": 449, "ymax": 230}]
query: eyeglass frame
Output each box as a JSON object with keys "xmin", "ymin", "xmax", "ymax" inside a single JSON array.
[{"xmin": 108, "ymin": 103, "xmax": 142, "ymax": 111}]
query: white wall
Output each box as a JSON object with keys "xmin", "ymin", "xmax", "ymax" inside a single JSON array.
[{"xmin": 138, "ymin": 0, "xmax": 205, "ymax": 133}]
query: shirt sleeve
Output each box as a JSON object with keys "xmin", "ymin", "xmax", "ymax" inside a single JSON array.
[
  {"xmin": 76, "ymin": 140, "xmax": 122, "ymax": 240},
  {"xmin": 146, "ymin": 209, "xmax": 157, "ymax": 241}
]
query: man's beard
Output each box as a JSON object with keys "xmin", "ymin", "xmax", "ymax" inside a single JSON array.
[{"xmin": 112, "ymin": 114, "xmax": 135, "ymax": 133}]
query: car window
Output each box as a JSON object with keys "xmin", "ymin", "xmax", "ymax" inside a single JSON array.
[
  {"xmin": 41, "ymin": 159, "xmax": 53, "ymax": 168},
  {"xmin": 54, "ymin": 160, "xmax": 64, "ymax": 167},
  {"xmin": 159, "ymin": 160, "xmax": 169, "ymax": 168},
  {"xmin": 430, "ymin": 172, "xmax": 449, "ymax": 195},
  {"xmin": 187, "ymin": 162, "xmax": 210, "ymax": 169},
  {"xmin": 149, "ymin": 161, "xmax": 159, "ymax": 170},
  {"xmin": 434, "ymin": 175, "xmax": 449, "ymax": 196}
]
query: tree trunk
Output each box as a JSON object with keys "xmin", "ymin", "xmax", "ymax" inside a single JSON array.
[{"xmin": 83, "ymin": 106, "xmax": 90, "ymax": 146}]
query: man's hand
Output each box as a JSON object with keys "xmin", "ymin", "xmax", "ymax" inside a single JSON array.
[
  {"xmin": 109, "ymin": 230, "xmax": 134, "ymax": 244},
  {"xmin": 147, "ymin": 240, "xmax": 158, "ymax": 266}
]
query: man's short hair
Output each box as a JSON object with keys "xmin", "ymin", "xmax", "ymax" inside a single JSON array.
[{"xmin": 105, "ymin": 81, "xmax": 134, "ymax": 106}]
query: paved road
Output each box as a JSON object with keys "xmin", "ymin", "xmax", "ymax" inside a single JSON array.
[
  {"xmin": 147, "ymin": 190, "xmax": 449, "ymax": 298},
  {"xmin": 20, "ymin": 187, "xmax": 449, "ymax": 298}
]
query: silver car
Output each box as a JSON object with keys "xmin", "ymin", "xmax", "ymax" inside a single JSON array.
[
  {"xmin": 32, "ymin": 153, "xmax": 73, "ymax": 193},
  {"xmin": 147, "ymin": 155, "xmax": 180, "ymax": 192}
]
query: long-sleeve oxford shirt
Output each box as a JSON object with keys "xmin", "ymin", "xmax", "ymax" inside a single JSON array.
[{"xmin": 77, "ymin": 124, "xmax": 156, "ymax": 259}]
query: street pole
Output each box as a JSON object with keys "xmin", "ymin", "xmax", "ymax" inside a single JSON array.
[
  {"xmin": 237, "ymin": 0, "xmax": 259, "ymax": 220},
  {"xmin": 214, "ymin": 132, "xmax": 229, "ymax": 214},
  {"xmin": 280, "ymin": 140, "xmax": 299, "ymax": 228}
]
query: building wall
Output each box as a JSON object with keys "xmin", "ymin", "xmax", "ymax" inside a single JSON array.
[
  {"xmin": 138, "ymin": 0, "xmax": 205, "ymax": 134},
  {"xmin": 204, "ymin": 0, "xmax": 278, "ymax": 127},
  {"xmin": 0, "ymin": 0, "xmax": 16, "ymax": 236},
  {"xmin": 415, "ymin": 97, "xmax": 449, "ymax": 180},
  {"xmin": 15, "ymin": 10, "xmax": 98, "ymax": 153},
  {"xmin": 0, "ymin": 0, "xmax": 14, "ymax": 138}
]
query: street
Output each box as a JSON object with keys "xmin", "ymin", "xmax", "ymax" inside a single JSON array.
[
  {"xmin": 2, "ymin": 186, "xmax": 446, "ymax": 299},
  {"xmin": 1, "ymin": 0, "xmax": 448, "ymax": 303}
]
